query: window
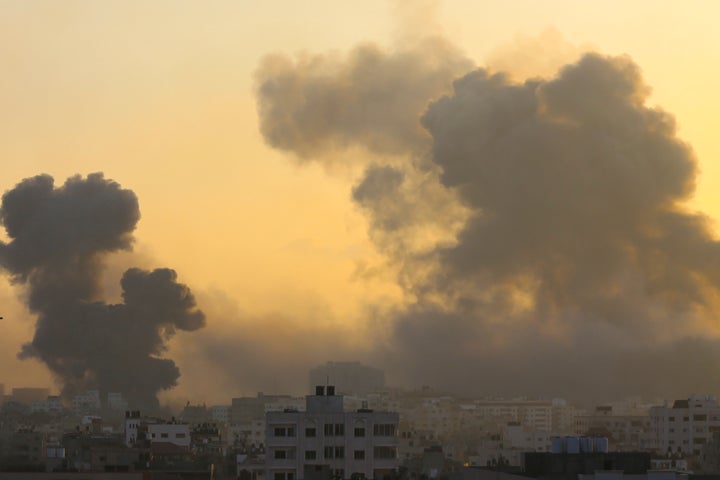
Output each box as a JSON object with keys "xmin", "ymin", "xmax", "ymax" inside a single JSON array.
[
  {"xmin": 373, "ymin": 424, "xmax": 397, "ymax": 436},
  {"xmin": 176, "ymin": 433, "xmax": 186, "ymax": 438},
  {"xmin": 305, "ymin": 450, "xmax": 317, "ymax": 460},
  {"xmin": 354, "ymin": 450, "xmax": 365, "ymax": 460},
  {"xmin": 354, "ymin": 428, "xmax": 365, "ymax": 437},
  {"xmin": 275, "ymin": 450, "xmax": 287, "ymax": 459},
  {"xmin": 274, "ymin": 427, "xmax": 296, "ymax": 437},
  {"xmin": 325, "ymin": 446, "xmax": 334, "ymax": 459},
  {"xmin": 306, "ymin": 427, "xmax": 316, "ymax": 437},
  {"xmin": 334, "ymin": 447, "xmax": 344, "ymax": 459},
  {"xmin": 273, "ymin": 473, "xmax": 294, "ymax": 480},
  {"xmin": 161, "ymin": 433, "xmax": 169, "ymax": 439},
  {"xmin": 695, "ymin": 414, "xmax": 708, "ymax": 421},
  {"xmin": 324, "ymin": 423, "xmax": 344, "ymax": 436},
  {"xmin": 373, "ymin": 447, "xmax": 397, "ymax": 459}
]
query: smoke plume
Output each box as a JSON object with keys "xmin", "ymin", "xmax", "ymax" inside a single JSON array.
[
  {"xmin": 256, "ymin": 37, "xmax": 472, "ymax": 160},
  {"xmin": 0, "ymin": 173, "xmax": 205, "ymax": 409},
  {"xmin": 256, "ymin": 38, "xmax": 720, "ymax": 401}
]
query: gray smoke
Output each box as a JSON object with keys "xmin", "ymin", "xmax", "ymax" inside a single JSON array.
[
  {"xmin": 257, "ymin": 41, "xmax": 720, "ymax": 402},
  {"xmin": 256, "ymin": 37, "xmax": 472, "ymax": 160},
  {"xmin": 0, "ymin": 173, "xmax": 205, "ymax": 409}
]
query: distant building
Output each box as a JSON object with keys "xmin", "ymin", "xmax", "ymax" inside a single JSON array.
[
  {"xmin": 649, "ymin": 394, "xmax": 720, "ymax": 456},
  {"xmin": 266, "ymin": 385, "xmax": 399, "ymax": 480},
  {"xmin": 125, "ymin": 410, "xmax": 143, "ymax": 447},
  {"xmin": 72, "ymin": 390, "xmax": 101, "ymax": 414},
  {"xmin": 123, "ymin": 410, "xmax": 191, "ymax": 448},
  {"xmin": 30, "ymin": 395, "xmax": 64, "ymax": 414},
  {"xmin": 228, "ymin": 419, "xmax": 266, "ymax": 451},
  {"xmin": 232, "ymin": 393, "xmax": 301, "ymax": 424},
  {"xmin": 308, "ymin": 362, "xmax": 385, "ymax": 396},
  {"xmin": 148, "ymin": 423, "xmax": 191, "ymax": 448},
  {"xmin": 10, "ymin": 387, "xmax": 50, "ymax": 405},
  {"xmin": 107, "ymin": 392, "xmax": 129, "ymax": 411},
  {"xmin": 576, "ymin": 405, "xmax": 653, "ymax": 451},
  {"xmin": 180, "ymin": 403, "xmax": 210, "ymax": 425},
  {"xmin": 211, "ymin": 405, "xmax": 231, "ymax": 424}
]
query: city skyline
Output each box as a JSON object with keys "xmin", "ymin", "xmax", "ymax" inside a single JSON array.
[{"xmin": 3, "ymin": 1, "xmax": 720, "ymax": 406}]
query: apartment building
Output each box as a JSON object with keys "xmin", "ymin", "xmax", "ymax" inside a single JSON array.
[
  {"xmin": 473, "ymin": 399, "xmax": 554, "ymax": 432},
  {"xmin": 649, "ymin": 395, "xmax": 720, "ymax": 456},
  {"xmin": 576, "ymin": 406, "xmax": 653, "ymax": 451},
  {"xmin": 266, "ymin": 386, "xmax": 399, "ymax": 480}
]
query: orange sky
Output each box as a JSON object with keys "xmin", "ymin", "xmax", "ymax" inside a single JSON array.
[{"xmin": 1, "ymin": 0, "xmax": 720, "ymax": 404}]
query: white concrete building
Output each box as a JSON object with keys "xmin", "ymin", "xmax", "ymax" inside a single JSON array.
[
  {"xmin": 266, "ymin": 386, "xmax": 399, "ymax": 480},
  {"xmin": 148, "ymin": 423, "xmax": 191, "ymax": 448},
  {"xmin": 650, "ymin": 395, "xmax": 720, "ymax": 456},
  {"xmin": 125, "ymin": 411, "xmax": 142, "ymax": 447}
]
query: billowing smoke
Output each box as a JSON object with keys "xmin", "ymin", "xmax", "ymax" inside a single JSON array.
[
  {"xmin": 256, "ymin": 39, "xmax": 720, "ymax": 401},
  {"xmin": 0, "ymin": 173, "xmax": 205, "ymax": 409},
  {"xmin": 256, "ymin": 37, "xmax": 473, "ymax": 159}
]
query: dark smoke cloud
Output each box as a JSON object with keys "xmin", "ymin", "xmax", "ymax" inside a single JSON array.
[
  {"xmin": 0, "ymin": 173, "xmax": 205, "ymax": 409},
  {"xmin": 257, "ymin": 38, "xmax": 720, "ymax": 402},
  {"xmin": 256, "ymin": 37, "xmax": 472, "ymax": 160}
]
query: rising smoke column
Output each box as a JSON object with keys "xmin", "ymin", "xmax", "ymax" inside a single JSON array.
[
  {"xmin": 257, "ymin": 42, "xmax": 720, "ymax": 400},
  {"xmin": 0, "ymin": 173, "xmax": 205, "ymax": 409}
]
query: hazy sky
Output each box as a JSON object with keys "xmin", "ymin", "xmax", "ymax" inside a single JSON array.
[{"xmin": 2, "ymin": 0, "xmax": 720, "ymax": 407}]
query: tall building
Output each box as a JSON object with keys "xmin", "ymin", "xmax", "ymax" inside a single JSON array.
[
  {"xmin": 308, "ymin": 362, "xmax": 385, "ymax": 395},
  {"xmin": 266, "ymin": 386, "xmax": 399, "ymax": 480},
  {"xmin": 649, "ymin": 395, "xmax": 720, "ymax": 456}
]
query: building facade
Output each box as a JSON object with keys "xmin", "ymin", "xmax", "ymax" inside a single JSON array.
[
  {"xmin": 649, "ymin": 395, "xmax": 720, "ymax": 456},
  {"xmin": 266, "ymin": 386, "xmax": 399, "ymax": 480}
]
